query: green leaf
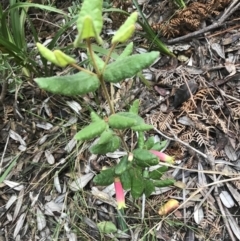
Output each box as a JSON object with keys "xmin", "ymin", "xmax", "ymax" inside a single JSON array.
[
  {"xmin": 112, "ymin": 12, "xmax": 138, "ymax": 43},
  {"xmin": 74, "ymin": 0, "xmax": 103, "ymax": 45},
  {"xmin": 131, "ymin": 123, "xmax": 153, "ymax": 131},
  {"xmin": 89, "ymin": 51, "xmax": 105, "ymax": 71},
  {"xmin": 129, "ymin": 99, "xmax": 140, "ymax": 114},
  {"xmin": 93, "ymin": 167, "xmax": 115, "ymax": 186},
  {"xmin": 103, "ymin": 51, "xmax": 159, "ymax": 83},
  {"xmin": 90, "ymin": 111, "xmax": 102, "ymax": 122},
  {"xmin": 98, "ymin": 129, "xmax": 114, "ymax": 145},
  {"xmin": 120, "ymin": 170, "xmax": 131, "ymax": 190},
  {"xmin": 133, "ymin": 149, "xmax": 159, "ymax": 167},
  {"xmin": 36, "ymin": 42, "xmax": 59, "ymax": 66},
  {"xmin": 144, "ymin": 136, "xmax": 155, "ymax": 150},
  {"xmin": 149, "ymin": 166, "xmax": 168, "ymax": 180},
  {"xmin": 144, "ymin": 180, "xmax": 155, "ymax": 197},
  {"xmin": 151, "ymin": 140, "xmax": 168, "ymax": 151},
  {"xmin": 97, "ymin": 221, "xmax": 117, "ymax": 234},
  {"xmin": 108, "ymin": 113, "xmax": 137, "ymax": 129},
  {"xmin": 129, "ymin": 168, "xmax": 145, "ymax": 199},
  {"xmin": 75, "ymin": 120, "xmax": 107, "ymax": 141},
  {"xmin": 34, "ymin": 72, "xmax": 100, "ymax": 96},
  {"xmin": 117, "ymin": 42, "xmax": 134, "ymax": 60},
  {"xmin": 115, "ymin": 156, "xmax": 128, "ymax": 175},
  {"xmin": 54, "ymin": 50, "xmax": 76, "ymax": 66},
  {"xmin": 90, "ymin": 135, "xmax": 120, "ymax": 154},
  {"xmin": 153, "ymin": 179, "xmax": 175, "ymax": 187},
  {"xmin": 137, "ymin": 131, "xmax": 144, "ymax": 149},
  {"xmin": 117, "ymin": 112, "xmax": 144, "ymax": 125}
]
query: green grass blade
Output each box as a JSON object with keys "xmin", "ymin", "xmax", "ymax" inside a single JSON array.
[{"xmin": 132, "ymin": 0, "xmax": 174, "ymax": 56}]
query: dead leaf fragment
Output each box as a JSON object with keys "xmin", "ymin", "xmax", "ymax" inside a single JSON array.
[
  {"xmin": 36, "ymin": 207, "xmax": 46, "ymax": 231},
  {"xmin": 193, "ymin": 204, "xmax": 204, "ymax": 224},
  {"xmin": 13, "ymin": 213, "xmax": 26, "ymax": 238},
  {"xmin": 225, "ymin": 60, "xmax": 236, "ymax": 77},
  {"xmin": 3, "ymin": 180, "xmax": 24, "ymax": 191},
  {"xmin": 224, "ymin": 143, "xmax": 237, "ymax": 161},
  {"xmin": 9, "ymin": 130, "xmax": 26, "ymax": 146},
  {"xmin": 211, "ymin": 42, "xmax": 225, "ymax": 59},
  {"xmin": 69, "ymin": 173, "xmax": 94, "ymax": 191},
  {"xmin": 45, "ymin": 150, "xmax": 55, "ymax": 164},
  {"xmin": 220, "ymin": 191, "xmax": 234, "ymax": 208}
]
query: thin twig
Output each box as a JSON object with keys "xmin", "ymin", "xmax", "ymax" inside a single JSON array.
[
  {"xmin": 219, "ymin": 0, "xmax": 239, "ymax": 23},
  {"xmin": 220, "ymin": 89, "xmax": 240, "ymax": 104},
  {"xmin": 181, "ymin": 70, "xmax": 197, "ymax": 109}
]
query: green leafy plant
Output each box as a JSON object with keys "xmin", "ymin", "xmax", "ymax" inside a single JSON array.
[
  {"xmin": 34, "ymin": 0, "xmax": 175, "ymax": 212},
  {"xmin": 0, "ymin": 1, "xmax": 66, "ymax": 76}
]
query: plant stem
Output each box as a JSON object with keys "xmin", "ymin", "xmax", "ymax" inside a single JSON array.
[
  {"xmin": 71, "ymin": 63, "xmax": 96, "ymax": 76},
  {"xmin": 117, "ymin": 209, "xmax": 128, "ymax": 232},
  {"xmin": 85, "ymin": 39, "xmax": 129, "ymax": 152},
  {"xmin": 86, "ymin": 38, "xmax": 100, "ymax": 76},
  {"xmin": 101, "ymin": 43, "xmax": 117, "ymax": 73}
]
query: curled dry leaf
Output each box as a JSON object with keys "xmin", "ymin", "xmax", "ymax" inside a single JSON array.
[
  {"xmin": 13, "ymin": 189, "xmax": 24, "ymax": 222},
  {"xmin": 45, "ymin": 150, "xmax": 55, "ymax": 164},
  {"xmin": 29, "ymin": 191, "xmax": 40, "ymax": 207},
  {"xmin": 54, "ymin": 172, "xmax": 62, "ymax": 193},
  {"xmin": 224, "ymin": 143, "xmax": 237, "ymax": 161},
  {"xmin": 18, "ymin": 145, "xmax": 27, "ymax": 151},
  {"xmin": 44, "ymin": 200, "xmax": 64, "ymax": 216},
  {"xmin": 5, "ymin": 195, "xmax": 17, "ymax": 210},
  {"xmin": 225, "ymin": 208, "xmax": 240, "ymax": 239},
  {"xmin": 36, "ymin": 207, "xmax": 46, "ymax": 231},
  {"xmin": 63, "ymin": 116, "xmax": 78, "ymax": 127},
  {"xmin": 9, "ymin": 130, "xmax": 26, "ymax": 146},
  {"xmin": 106, "ymin": 151, "xmax": 127, "ymax": 158},
  {"xmin": 69, "ymin": 173, "xmax": 94, "ymax": 191},
  {"xmin": 42, "ymin": 97, "xmax": 53, "ymax": 118},
  {"xmin": 38, "ymin": 135, "xmax": 49, "ymax": 145},
  {"xmin": 64, "ymin": 138, "xmax": 77, "ymax": 153},
  {"xmin": 67, "ymin": 233, "xmax": 78, "ymax": 241},
  {"xmin": 225, "ymin": 60, "xmax": 236, "ymax": 76},
  {"xmin": 193, "ymin": 203, "xmax": 204, "ymax": 224},
  {"xmin": 152, "ymin": 187, "xmax": 172, "ymax": 195},
  {"xmin": 91, "ymin": 187, "xmax": 117, "ymax": 207},
  {"xmin": 66, "ymin": 101, "xmax": 82, "ymax": 115},
  {"xmin": 211, "ymin": 42, "xmax": 225, "ymax": 59},
  {"xmin": 220, "ymin": 191, "xmax": 235, "ymax": 208},
  {"xmin": 226, "ymin": 183, "xmax": 240, "ymax": 205},
  {"xmin": 3, "ymin": 180, "xmax": 24, "ymax": 191},
  {"xmin": 32, "ymin": 151, "xmax": 43, "ymax": 163},
  {"xmin": 36, "ymin": 122, "xmax": 53, "ymax": 130},
  {"xmin": 13, "ymin": 213, "xmax": 26, "ymax": 238}
]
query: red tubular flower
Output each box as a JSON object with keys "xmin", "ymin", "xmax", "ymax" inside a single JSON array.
[
  {"xmin": 150, "ymin": 150, "xmax": 175, "ymax": 164},
  {"xmin": 114, "ymin": 177, "xmax": 126, "ymax": 210}
]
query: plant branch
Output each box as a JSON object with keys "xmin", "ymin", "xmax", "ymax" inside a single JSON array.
[
  {"xmin": 70, "ymin": 63, "xmax": 96, "ymax": 76},
  {"xmin": 86, "ymin": 38, "xmax": 101, "ymax": 76}
]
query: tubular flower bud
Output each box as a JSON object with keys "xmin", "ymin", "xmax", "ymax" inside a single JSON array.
[
  {"xmin": 150, "ymin": 150, "xmax": 175, "ymax": 164},
  {"xmin": 114, "ymin": 177, "xmax": 126, "ymax": 210}
]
